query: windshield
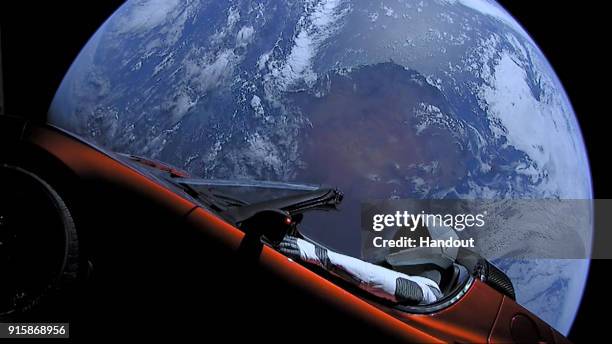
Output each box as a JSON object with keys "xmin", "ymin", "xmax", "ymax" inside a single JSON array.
[
  {"xmin": 116, "ymin": 152, "xmax": 357, "ymax": 253},
  {"xmin": 179, "ymin": 179, "xmax": 321, "ymax": 204}
]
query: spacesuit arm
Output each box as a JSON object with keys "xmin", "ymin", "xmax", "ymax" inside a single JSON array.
[{"xmin": 278, "ymin": 236, "xmax": 442, "ymax": 305}]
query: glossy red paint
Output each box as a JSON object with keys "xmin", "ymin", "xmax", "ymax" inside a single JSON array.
[
  {"xmin": 385, "ymin": 280, "xmax": 504, "ymax": 343},
  {"xmin": 489, "ymin": 296, "xmax": 570, "ymax": 344},
  {"xmin": 26, "ymin": 126, "xmax": 198, "ymax": 217}
]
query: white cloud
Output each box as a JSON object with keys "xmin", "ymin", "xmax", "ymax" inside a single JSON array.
[
  {"xmin": 114, "ymin": 0, "xmax": 181, "ymax": 34},
  {"xmin": 236, "ymin": 26, "xmax": 255, "ymax": 46},
  {"xmin": 265, "ymin": 0, "xmax": 351, "ymax": 91},
  {"xmin": 480, "ymin": 50, "xmax": 590, "ymax": 198}
]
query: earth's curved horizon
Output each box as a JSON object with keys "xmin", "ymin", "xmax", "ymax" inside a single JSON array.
[{"xmin": 49, "ymin": 0, "xmax": 592, "ymax": 335}]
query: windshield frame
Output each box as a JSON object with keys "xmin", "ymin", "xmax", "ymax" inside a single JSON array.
[{"xmin": 178, "ymin": 178, "xmax": 321, "ymax": 191}]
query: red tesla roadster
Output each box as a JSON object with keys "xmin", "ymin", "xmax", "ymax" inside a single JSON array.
[{"xmin": 0, "ymin": 115, "xmax": 570, "ymax": 343}]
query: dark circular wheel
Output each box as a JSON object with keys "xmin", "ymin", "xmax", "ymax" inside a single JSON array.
[{"xmin": 0, "ymin": 164, "xmax": 80, "ymax": 317}]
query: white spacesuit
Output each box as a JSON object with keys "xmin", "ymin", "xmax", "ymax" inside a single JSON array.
[{"xmin": 279, "ymin": 236, "xmax": 442, "ymax": 305}]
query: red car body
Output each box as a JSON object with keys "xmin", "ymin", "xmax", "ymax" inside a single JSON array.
[{"xmin": 0, "ymin": 115, "xmax": 570, "ymax": 343}]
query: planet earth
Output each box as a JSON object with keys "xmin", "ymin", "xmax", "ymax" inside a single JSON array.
[{"xmin": 48, "ymin": 0, "xmax": 592, "ymax": 335}]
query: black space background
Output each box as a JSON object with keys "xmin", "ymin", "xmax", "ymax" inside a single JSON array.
[{"xmin": 0, "ymin": 1, "xmax": 608, "ymax": 342}]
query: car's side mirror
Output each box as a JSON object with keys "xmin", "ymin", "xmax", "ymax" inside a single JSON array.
[{"xmin": 238, "ymin": 209, "xmax": 293, "ymax": 246}]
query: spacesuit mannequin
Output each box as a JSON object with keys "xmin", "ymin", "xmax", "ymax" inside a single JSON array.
[{"xmin": 279, "ymin": 236, "xmax": 442, "ymax": 305}]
